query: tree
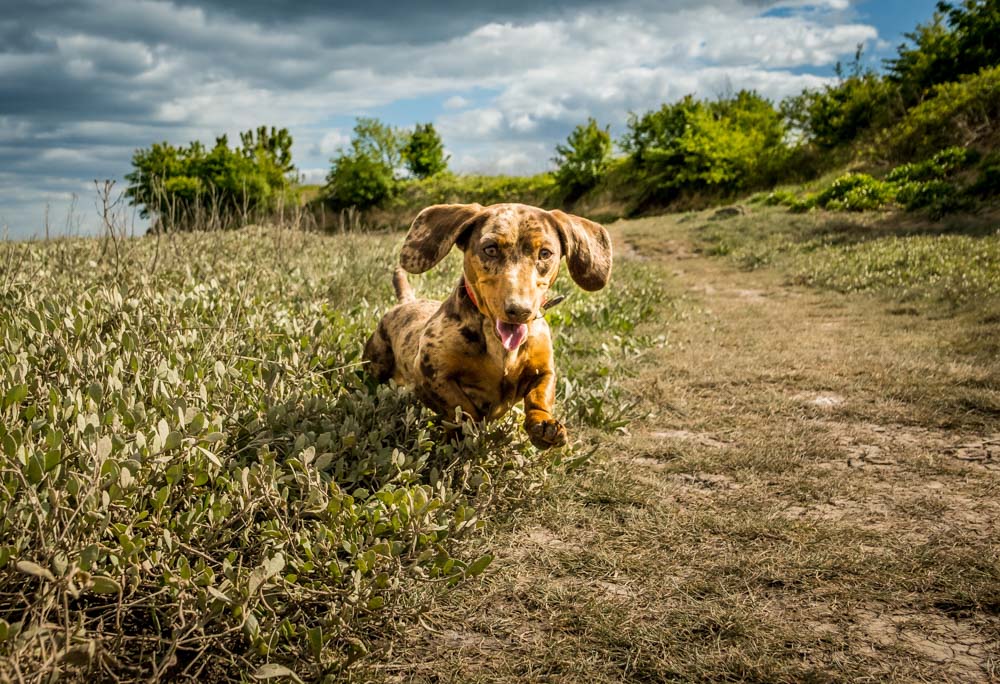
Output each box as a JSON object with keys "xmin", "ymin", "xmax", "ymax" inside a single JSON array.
[
  {"xmin": 552, "ymin": 118, "xmax": 612, "ymax": 196},
  {"xmin": 325, "ymin": 117, "xmax": 402, "ymax": 209},
  {"xmin": 784, "ymin": 47, "xmax": 897, "ymax": 149},
  {"xmin": 887, "ymin": 1, "xmax": 1000, "ymax": 105},
  {"xmin": 402, "ymin": 123, "xmax": 449, "ymax": 178},
  {"xmin": 240, "ymin": 125, "xmax": 294, "ymax": 174},
  {"xmin": 622, "ymin": 91, "xmax": 786, "ymax": 199}
]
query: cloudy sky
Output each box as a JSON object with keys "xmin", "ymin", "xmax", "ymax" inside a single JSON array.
[{"xmin": 1, "ymin": 0, "xmax": 938, "ymax": 237}]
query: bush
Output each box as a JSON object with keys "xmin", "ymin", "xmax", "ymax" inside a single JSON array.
[
  {"xmin": 886, "ymin": 146, "xmax": 979, "ymax": 183},
  {"xmin": 783, "ymin": 59, "xmax": 899, "ymax": 150},
  {"xmin": 125, "ymin": 127, "xmax": 298, "ymax": 231},
  {"xmin": 972, "ymin": 150, "xmax": 1000, "ymax": 195},
  {"xmin": 553, "ymin": 118, "xmax": 612, "ymax": 198},
  {"xmin": 814, "ymin": 173, "xmax": 897, "ymax": 211},
  {"xmin": 621, "ymin": 90, "xmax": 787, "ymax": 207},
  {"xmin": 895, "ymin": 179, "xmax": 966, "ymax": 215},
  {"xmin": 392, "ymin": 171, "xmax": 558, "ymax": 211},
  {"xmin": 326, "ymin": 151, "xmax": 397, "ymax": 210},
  {"xmin": 880, "ymin": 64, "xmax": 1000, "ymax": 160}
]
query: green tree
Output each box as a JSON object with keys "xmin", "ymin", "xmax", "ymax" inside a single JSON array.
[
  {"xmin": 887, "ymin": 1, "xmax": 1000, "ymax": 105},
  {"xmin": 402, "ymin": 123, "xmax": 449, "ymax": 178},
  {"xmin": 553, "ymin": 118, "xmax": 612, "ymax": 196},
  {"xmin": 622, "ymin": 90, "xmax": 786, "ymax": 202},
  {"xmin": 325, "ymin": 117, "xmax": 402, "ymax": 209},
  {"xmin": 784, "ymin": 48, "xmax": 898, "ymax": 149}
]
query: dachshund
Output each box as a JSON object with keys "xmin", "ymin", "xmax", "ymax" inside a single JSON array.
[{"xmin": 363, "ymin": 203, "xmax": 612, "ymax": 449}]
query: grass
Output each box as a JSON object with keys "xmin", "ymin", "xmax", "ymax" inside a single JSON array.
[
  {"xmin": 3, "ymin": 205, "xmax": 999, "ymax": 682},
  {"xmin": 365, "ymin": 208, "xmax": 1000, "ymax": 682},
  {"xmin": 692, "ymin": 204, "xmax": 1000, "ymax": 306},
  {"xmin": 0, "ymin": 228, "xmax": 661, "ymax": 681}
]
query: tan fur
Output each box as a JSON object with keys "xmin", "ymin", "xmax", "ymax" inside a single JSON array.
[{"xmin": 363, "ymin": 203, "xmax": 612, "ymax": 449}]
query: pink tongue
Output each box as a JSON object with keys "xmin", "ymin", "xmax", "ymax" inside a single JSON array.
[{"xmin": 495, "ymin": 320, "xmax": 528, "ymax": 351}]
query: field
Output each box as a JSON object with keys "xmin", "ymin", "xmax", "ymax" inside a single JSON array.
[{"xmin": 2, "ymin": 206, "xmax": 999, "ymax": 682}]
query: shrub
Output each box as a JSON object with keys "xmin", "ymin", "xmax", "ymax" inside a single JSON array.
[
  {"xmin": 125, "ymin": 127, "xmax": 298, "ymax": 231},
  {"xmin": 553, "ymin": 118, "xmax": 612, "ymax": 198},
  {"xmin": 621, "ymin": 90, "xmax": 787, "ymax": 206},
  {"xmin": 886, "ymin": 146, "xmax": 979, "ymax": 183},
  {"xmin": 401, "ymin": 123, "xmax": 449, "ymax": 179},
  {"xmin": 783, "ymin": 59, "xmax": 899, "ymax": 150},
  {"xmin": 880, "ymin": 64, "xmax": 1000, "ymax": 160},
  {"xmin": 392, "ymin": 172, "xmax": 558, "ymax": 212},
  {"xmin": 895, "ymin": 179, "xmax": 966, "ymax": 215},
  {"xmin": 814, "ymin": 173, "xmax": 897, "ymax": 211},
  {"xmin": 887, "ymin": 0, "xmax": 1000, "ymax": 104},
  {"xmin": 972, "ymin": 150, "xmax": 1000, "ymax": 195},
  {"xmin": 326, "ymin": 151, "xmax": 397, "ymax": 210}
]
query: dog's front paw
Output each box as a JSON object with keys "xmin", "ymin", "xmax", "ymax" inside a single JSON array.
[{"xmin": 526, "ymin": 416, "xmax": 568, "ymax": 450}]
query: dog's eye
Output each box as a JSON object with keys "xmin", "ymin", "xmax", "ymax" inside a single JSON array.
[
  {"xmin": 539, "ymin": 248, "xmax": 553, "ymax": 260},
  {"xmin": 483, "ymin": 245, "xmax": 499, "ymax": 258}
]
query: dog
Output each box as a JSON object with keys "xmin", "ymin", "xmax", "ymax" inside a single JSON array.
[{"xmin": 363, "ymin": 203, "xmax": 612, "ymax": 449}]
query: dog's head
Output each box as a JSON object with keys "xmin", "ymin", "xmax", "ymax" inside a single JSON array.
[{"xmin": 400, "ymin": 203, "xmax": 612, "ymax": 350}]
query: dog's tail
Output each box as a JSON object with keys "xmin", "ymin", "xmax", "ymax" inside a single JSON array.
[{"xmin": 393, "ymin": 266, "xmax": 415, "ymax": 303}]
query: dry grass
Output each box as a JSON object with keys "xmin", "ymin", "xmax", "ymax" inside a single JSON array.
[{"xmin": 364, "ymin": 209, "xmax": 1000, "ymax": 683}]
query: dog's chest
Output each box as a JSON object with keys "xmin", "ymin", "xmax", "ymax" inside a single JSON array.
[{"xmin": 458, "ymin": 350, "xmax": 537, "ymax": 420}]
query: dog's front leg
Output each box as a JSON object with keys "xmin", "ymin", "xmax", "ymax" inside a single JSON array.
[
  {"xmin": 420, "ymin": 378, "xmax": 484, "ymax": 423},
  {"xmin": 522, "ymin": 370, "xmax": 567, "ymax": 449}
]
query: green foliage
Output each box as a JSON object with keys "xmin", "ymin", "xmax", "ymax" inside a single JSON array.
[
  {"xmin": 887, "ymin": 0, "xmax": 1000, "ymax": 104},
  {"xmin": 972, "ymin": 150, "xmax": 1000, "ymax": 194},
  {"xmin": 621, "ymin": 90, "xmax": 786, "ymax": 207},
  {"xmin": 784, "ymin": 56, "xmax": 899, "ymax": 149},
  {"xmin": 326, "ymin": 151, "xmax": 397, "ymax": 210},
  {"xmin": 813, "ymin": 173, "xmax": 898, "ymax": 211},
  {"xmin": 795, "ymin": 232, "xmax": 1000, "ymax": 302},
  {"xmin": 880, "ymin": 65, "xmax": 1000, "ymax": 160},
  {"xmin": 771, "ymin": 147, "xmax": 979, "ymax": 216},
  {"xmin": 326, "ymin": 118, "xmax": 404, "ymax": 210},
  {"xmin": 885, "ymin": 145, "xmax": 979, "ymax": 183},
  {"xmin": 0, "ymin": 228, "xmax": 661, "ymax": 679},
  {"xmin": 401, "ymin": 123, "xmax": 449, "ymax": 179},
  {"xmin": 393, "ymin": 171, "xmax": 558, "ymax": 211},
  {"xmin": 553, "ymin": 118, "xmax": 613, "ymax": 197},
  {"xmin": 125, "ymin": 128, "xmax": 297, "ymax": 231}
]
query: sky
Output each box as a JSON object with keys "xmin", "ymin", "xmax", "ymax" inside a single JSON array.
[{"xmin": 0, "ymin": 0, "xmax": 940, "ymax": 238}]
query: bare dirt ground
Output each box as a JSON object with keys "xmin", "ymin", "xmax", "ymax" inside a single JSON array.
[{"xmin": 368, "ymin": 213, "xmax": 1000, "ymax": 683}]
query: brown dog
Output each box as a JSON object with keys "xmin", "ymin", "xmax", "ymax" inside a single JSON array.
[{"xmin": 363, "ymin": 203, "xmax": 612, "ymax": 449}]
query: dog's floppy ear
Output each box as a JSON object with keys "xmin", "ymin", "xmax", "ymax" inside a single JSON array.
[
  {"xmin": 400, "ymin": 203, "xmax": 485, "ymax": 274},
  {"xmin": 549, "ymin": 210, "xmax": 613, "ymax": 291}
]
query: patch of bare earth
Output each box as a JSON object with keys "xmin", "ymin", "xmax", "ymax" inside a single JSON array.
[{"xmin": 366, "ymin": 213, "xmax": 1000, "ymax": 683}]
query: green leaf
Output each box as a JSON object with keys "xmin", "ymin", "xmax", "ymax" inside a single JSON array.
[
  {"xmin": 466, "ymin": 554, "xmax": 493, "ymax": 577},
  {"xmin": 164, "ymin": 431, "xmax": 182, "ymax": 451},
  {"xmin": 87, "ymin": 382, "xmax": 103, "ymax": 403},
  {"xmin": 3, "ymin": 384, "xmax": 27, "ymax": 408},
  {"xmin": 307, "ymin": 625, "xmax": 323, "ymax": 660}
]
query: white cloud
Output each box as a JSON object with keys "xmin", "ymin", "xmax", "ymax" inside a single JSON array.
[
  {"xmin": 1, "ymin": 0, "xmax": 885, "ymax": 236},
  {"xmin": 317, "ymin": 129, "xmax": 350, "ymax": 157},
  {"xmin": 444, "ymin": 95, "xmax": 470, "ymax": 109}
]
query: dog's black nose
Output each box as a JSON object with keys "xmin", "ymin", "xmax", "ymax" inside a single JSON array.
[{"xmin": 504, "ymin": 302, "xmax": 533, "ymax": 320}]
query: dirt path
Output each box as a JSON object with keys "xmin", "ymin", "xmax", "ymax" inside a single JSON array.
[{"xmin": 373, "ymin": 215, "xmax": 1000, "ymax": 683}]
